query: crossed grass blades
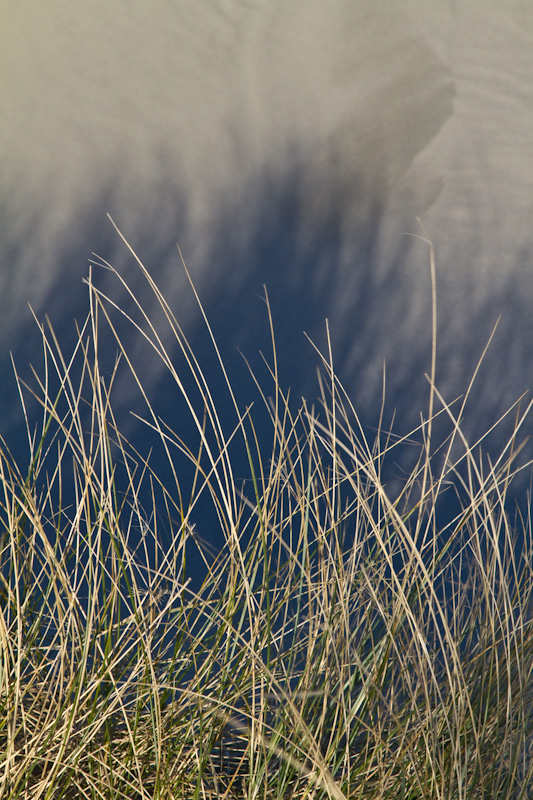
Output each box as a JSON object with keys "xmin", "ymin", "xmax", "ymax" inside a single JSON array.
[{"xmin": 1, "ymin": 221, "xmax": 532, "ymax": 799}]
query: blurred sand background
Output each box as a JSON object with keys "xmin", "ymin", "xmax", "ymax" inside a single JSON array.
[{"xmin": 1, "ymin": 1, "xmax": 532, "ymax": 481}]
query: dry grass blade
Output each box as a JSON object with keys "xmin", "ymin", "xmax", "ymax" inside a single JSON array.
[{"xmin": 0, "ymin": 228, "xmax": 531, "ymax": 799}]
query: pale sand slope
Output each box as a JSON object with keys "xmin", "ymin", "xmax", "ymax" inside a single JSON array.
[{"xmin": 1, "ymin": 1, "xmax": 532, "ymax": 455}]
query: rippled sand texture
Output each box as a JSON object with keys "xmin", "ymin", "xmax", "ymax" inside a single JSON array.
[{"xmin": 2, "ymin": 0, "xmax": 532, "ymax": 441}]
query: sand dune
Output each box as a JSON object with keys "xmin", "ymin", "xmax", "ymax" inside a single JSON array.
[{"xmin": 1, "ymin": 0, "xmax": 532, "ymax": 462}]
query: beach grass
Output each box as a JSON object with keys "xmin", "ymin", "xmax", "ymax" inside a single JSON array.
[{"xmin": 1, "ymin": 227, "xmax": 532, "ymax": 799}]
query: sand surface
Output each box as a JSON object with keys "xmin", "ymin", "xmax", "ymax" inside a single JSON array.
[{"xmin": 1, "ymin": 1, "xmax": 532, "ymax": 463}]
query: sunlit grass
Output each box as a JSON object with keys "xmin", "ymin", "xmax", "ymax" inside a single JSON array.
[{"xmin": 1, "ymin": 225, "xmax": 532, "ymax": 798}]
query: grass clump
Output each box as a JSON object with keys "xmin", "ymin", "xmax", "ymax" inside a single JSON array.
[{"xmin": 0, "ymin": 224, "xmax": 532, "ymax": 799}]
